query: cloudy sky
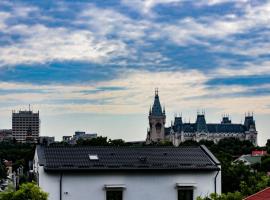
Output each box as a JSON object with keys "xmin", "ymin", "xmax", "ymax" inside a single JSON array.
[{"xmin": 0, "ymin": 0, "xmax": 269, "ymax": 145}]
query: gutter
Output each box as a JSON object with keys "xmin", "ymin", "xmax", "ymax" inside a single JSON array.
[
  {"xmin": 214, "ymin": 170, "xmax": 220, "ymax": 194},
  {"xmin": 60, "ymin": 172, "xmax": 63, "ymax": 200}
]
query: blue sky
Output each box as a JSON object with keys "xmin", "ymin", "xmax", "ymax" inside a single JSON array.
[{"xmin": 0, "ymin": 0, "xmax": 269, "ymax": 145}]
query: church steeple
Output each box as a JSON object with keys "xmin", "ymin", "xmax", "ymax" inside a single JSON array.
[
  {"xmin": 150, "ymin": 88, "xmax": 164, "ymax": 116},
  {"xmin": 146, "ymin": 89, "xmax": 166, "ymax": 143}
]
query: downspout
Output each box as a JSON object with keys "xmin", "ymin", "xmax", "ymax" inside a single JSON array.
[
  {"xmin": 60, "ymin": 172, "xmax": 63, "ymax": 200},
  {"xmin": 214, "ymin": 170, "xmax": 220, "ymax": 194}
]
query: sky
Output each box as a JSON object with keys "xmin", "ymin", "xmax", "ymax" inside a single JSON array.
[{"xmin": 0, "ymin": 0, "xmax": 269, "ymax": 145}]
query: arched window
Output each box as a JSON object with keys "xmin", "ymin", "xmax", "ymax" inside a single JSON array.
[{"xmin": 155, "ymin": 123, "xmax": 162, "ymax": 133}]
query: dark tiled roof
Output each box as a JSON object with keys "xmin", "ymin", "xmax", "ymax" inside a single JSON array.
[
  {"xmin": 196, "ymin": 115, "xmax": 208, "ymax": 132},
  {"xmin": 182, "ymin": 123, "xmax": 196, "ymax": 133},
  {"xmin": 38, "ymin": 145, "xmax": 219, "ymax": 172},
  {"xmin": 151, "ymin": 94, "xmax": 164, "ymax": 116},
  {"xmin": 207, "ymin": 124, "xmax": 245, "ymax": 133},
  {"xmin": 167, "ymin": 123, "xmax": 245, "ymax": 134}
]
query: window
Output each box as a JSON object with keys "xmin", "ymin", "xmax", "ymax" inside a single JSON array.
[
  {"xmin": 106, "ymin": 190, "xmax": 122, "ymax": 200},
  {"xmin": 177, "ymin": 186, "xmax": 193, "ymax": 200},
  {"xmin": 104, "ymin": 184, "xmax": 125, "ymax": 200}
]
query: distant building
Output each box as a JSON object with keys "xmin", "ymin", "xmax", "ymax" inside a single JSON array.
[
  {"xmin": 252, "ymin": 150, "xmax": 267, "ymax": 156},
  {"xmin": 74, "ymin": 131, "xmax": 97, "ymax": 141},
  {"xmin": 62, "ymin": 136, "xmax": 72, "ymax": 143},
  {"xmin": 34, "ymin": 145, "xmax": 221, "ymax": 200},
  {"xmin": 39, "ymin": 136, "xmax": 55, "ymax": 146},
  {"xmin": 12, "ymin": 110, "xmax": 40, "ymax": 143},
  {"xmin": 0, "ymin": 129, "xmax": 13, "ymax": 142},
  {"xmin": 146, "ymin": 90, "xmax": 258, "ymax": 146},
  {"xmin": 234, "ymin": 155, "xmax": 262, "ymax": 166},
  {"xmin": 62, "ymin": 131, "xmax": 97, "ymax": 144}
]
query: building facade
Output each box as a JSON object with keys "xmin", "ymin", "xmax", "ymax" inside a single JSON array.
[
  {"xmin": 12, "ymin": 110, "xmax": 40, "ymax": 143},
  {"xmin": 62, "ymin": 131, "xmax": 97, "ymax": 144},
  {"xmin": 34, "ymin": 145, "xmax": 221, "ymax": 200},
  {"xmin": 146, "ymin": 91, "xmax": 257, "ymax": 146}
]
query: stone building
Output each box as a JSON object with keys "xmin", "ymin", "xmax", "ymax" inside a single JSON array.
[{"xmin": 146, "ymin": 91, "xmax": 257, "ymax": 146}]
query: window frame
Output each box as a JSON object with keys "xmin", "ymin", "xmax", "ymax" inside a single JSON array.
[
  {"xmin": 104, "ymin": 184, "xmax": 126, "ymax": 200},
  {"xmin": 176, "ymin": 184, "xmax": 196, "ymax": 200}
]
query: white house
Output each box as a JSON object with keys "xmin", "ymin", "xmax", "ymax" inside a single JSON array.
[{"xmin": 33, "ymin": 145, "xmax": 221, "ymax": 200}]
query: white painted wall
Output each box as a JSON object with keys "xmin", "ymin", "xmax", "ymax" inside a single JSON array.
[{"xmin": 38, "ymin": 166, "xmax": 221, "ymax": 200}]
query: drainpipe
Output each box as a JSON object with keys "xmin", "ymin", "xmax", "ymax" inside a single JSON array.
[
  {"xmin": 60, "ymin": 172, "xmax": 63, "ymax": 200},
  {"xmin": 214, "ymin": 170, "xmax": 220, "ymax": 194}
]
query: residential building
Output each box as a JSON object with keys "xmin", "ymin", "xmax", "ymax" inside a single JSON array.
[
  {"xmin": 73, "ymin": 131, "xmax": 97, "ymax": 141},
  {"xmin": 146, "ymin": 90, "xmax": 257, "ymax": 146},
  {"xmin": 12, "ymin": 110, "xmax": 40, "ymax": 143},
  {"xmin": 234, "ymin": 155, "xmax": 262, "ymax": 166},
  {"xmin": 62, "ymin": 131, "xmax": 97, "ymax": 144},
  {"xmin": 34, "ymin": 145, "xmax": 221, "ymax": 200},
  {"xmin": 39, "ymin": 136, "xmax": 55, "ymax": 146}
]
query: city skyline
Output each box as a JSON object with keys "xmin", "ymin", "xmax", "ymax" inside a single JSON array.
[{"xmin": 0, "ymin": 0, "xmax": 269, "ymax": 145}]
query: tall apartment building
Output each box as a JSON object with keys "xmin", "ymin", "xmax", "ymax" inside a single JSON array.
[{"xmin": 12, "ymin": 110, "xmax": 40, "ymax": 143}]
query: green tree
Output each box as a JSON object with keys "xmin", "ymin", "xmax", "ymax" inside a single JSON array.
[
  {"xmin": 0, "ymin": 182, "xmax": 48, "ymax": 200},
  {"xmin": 197, "ymin": 192, "xmax": 243, "ymax": 200},
  {"xmin": 108, "ymin": 139, "xmax": 127, "ymax": 146},
  {"xmin": 76, "ymin": 136, "xmax": 108, "ymax": 146},
  {"xmin": 0, "ymin": 162, "xmax": 7, "ymax": 179}
]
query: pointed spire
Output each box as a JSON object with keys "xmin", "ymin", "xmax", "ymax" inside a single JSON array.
[
  {"xmin": 155, "ymin": 88, "xmax": 159, "ymax": 96},
  {"xmin": 151, "ymin": 88, "xmax": 163, "ymax": 116}
]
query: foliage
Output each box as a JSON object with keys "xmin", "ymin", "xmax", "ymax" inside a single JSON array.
[
  {"xmin": 76, "ymin": 136, "xmax": 109, "ymax": 146},
  {"xmin": 261, "ymin": 156, "xmax": 270, "ymax": 172},
  {"xmin": 179, "ymin": 140, "xmax": 199, "ymax": 146},
  {"xmin": 266, "ymin": 139, "xmax": 270, "ymax": 153},
  {"xmin": 197, "ymin": 192, "xmax": 243, "ymax": 200},
  {"xmin": 0, "ymin": 142, "xmax": 35, "ymax": 172},
  {"xmin": 108, "ymin": 139, "xmax": 128, "ymax": 146},
  {"xmin": 0, "ymin": 162, "xmax": 7, "ymax": 179},
  {"xmin": 0, "ymin": 182, "xmax": 48, "ymax": 200}
]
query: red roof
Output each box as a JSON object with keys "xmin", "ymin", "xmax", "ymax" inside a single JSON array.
[
  {"xmin": 252, "ymin": 150, "xmax": 267, "ymax": 156},
  {"xmin": 244, "ymin": 187, "xmax": 270, "ymax": 200}
]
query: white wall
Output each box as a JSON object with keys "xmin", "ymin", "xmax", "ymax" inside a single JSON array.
[{"xmin": 38, "ymin": 167, "xmax": 221, "ymax": 200}]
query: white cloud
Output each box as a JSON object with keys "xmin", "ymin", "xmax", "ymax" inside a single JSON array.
[
  {"xmin": 0, "ymin": 1, "xmax": 269, "ymax": 66},
  {"xmin": 0, "ymin": 68, "xmax": 269, "ymax": 116},
  {"xmin": 0, "ymin": 23, "xmax": 128, "ymax": 66},
  {"xmin": 121, "ymin": 0, "xmax": 182, "ymax": 16},
  {"xmin": 214, "ymin": 61, "xmax": 270, "ymax": 77}
]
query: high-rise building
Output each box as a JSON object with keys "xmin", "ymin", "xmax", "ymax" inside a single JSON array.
[{"xmin": 12, "ymin": 109, "xmax": 40, "ymax": 143}]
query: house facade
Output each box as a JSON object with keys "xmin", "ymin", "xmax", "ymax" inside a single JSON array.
[
  {"xmin": 34, "ymin": 145, "xmax": 221, "ymax": 200},
  {"xmin": 146, "ymin": 90, "xmax": 257, "ymax": 146}
]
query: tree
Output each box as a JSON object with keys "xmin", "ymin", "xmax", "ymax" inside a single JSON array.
[
  {"xmin": 265, "ymin": 140, "xmax": 270, "ymax": 156},
  {"xmin": 197, "ymin": 192, "xmax": 243, "ymax": 200},
  {"xmin": 0, "ymin": 182, "xmax": 48, "ymax": 200},
  {"xmin": 76, "ymin": 136, "xmax": 108, "ymax": 146},
  {"xmin": 261, "ymin": 156, "xmax": 270, "ymax": 172},
  {"xmin": 0, "ymin": 162, "xmax": 7, "ymax": 179}
]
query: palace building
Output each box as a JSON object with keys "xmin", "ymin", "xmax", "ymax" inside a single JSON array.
[{"xmin": 146, "ymin": 90, "xmax": 257, "ymax": 146}]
